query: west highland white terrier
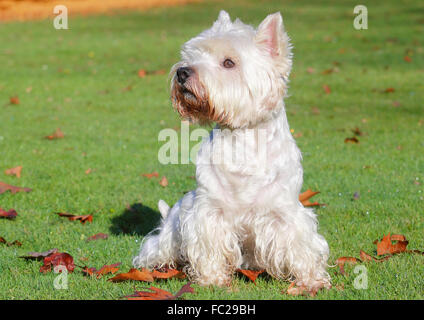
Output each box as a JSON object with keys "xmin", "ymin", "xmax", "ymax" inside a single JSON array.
[{"xmin": 133, "ymin": 10, "xmax": 331, "ymax": 291}]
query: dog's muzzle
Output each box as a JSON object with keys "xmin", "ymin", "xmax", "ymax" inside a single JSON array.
[{"xmin": 176, "ymin": 67, "xmax": 194, "ymax": 85}]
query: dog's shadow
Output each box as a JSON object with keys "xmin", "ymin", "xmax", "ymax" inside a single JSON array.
[{"xmin": 110, "ymin": 203, "xmax": 161, "ymax": 237}]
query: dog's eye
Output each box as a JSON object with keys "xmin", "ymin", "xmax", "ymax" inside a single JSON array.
[{"xmin": 223, "ymin": 58, "xmax": 235, "ymax": 68}]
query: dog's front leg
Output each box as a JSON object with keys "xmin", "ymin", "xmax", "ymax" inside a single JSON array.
[
  {"xmin": 180, "ymin": 199, "xmax": 242, "ymax": 286},
  {"xmin": 253, "ymin": 206, "xmax": 331, "ymax": 291}
]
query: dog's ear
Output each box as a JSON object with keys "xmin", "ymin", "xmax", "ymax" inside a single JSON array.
[
  {"xmin": 212, "ymin": 10, "xmax": 231, "ymax": 29},
  {"xmin": 256, "ymin": 12, "xmax": 292, "ymax": 77}
]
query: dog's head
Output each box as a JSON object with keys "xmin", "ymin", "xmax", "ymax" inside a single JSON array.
[{"xmin": 170, "ymin": 10, "xmax": 292, "ymax": 128}]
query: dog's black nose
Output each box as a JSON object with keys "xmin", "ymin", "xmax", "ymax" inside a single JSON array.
[{"xmin": 176, "ymin": 67, "xmax": 193, "ymax": 85}]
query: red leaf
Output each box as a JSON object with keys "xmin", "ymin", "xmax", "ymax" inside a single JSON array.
[
  {"xmin": 5, "ymin": 166, "xmax": 22, "ymax": 178},
  {"xmin": 86, "ymin": 233, "xmax": 109, "ymax": 241},
  {"xmin": 0, "ymin": 236, "xmax": 22, "ymax": 247},
  {"xmin": 125, "ymin": 282, "xmax": 194, "ymax": 300},
  {"xmin": 55, "ymin": 212, "xmax": 93, "ymax": 224},
  {"xmin": 299, "ymin": 189, "xmax": 324, "ymax": 207},
  {"xmin": 20, "ymin": 248, "xmax": 58, "ymax": 260},
  {"xmin": 0, "ymin": 181, "xmax": 32, "ymax": 195},
  {"xmin": 376, "ymin": 233, "xmax": 409, "ymax": 255},
  {"xmin": 322, "ymin": 84, "xmax": 331, "ymax": 94},
  {"xmin": 40, "ymin": 252, "xmax": 75, "ymax": 273},
  {"xmin": 10, "ymin": 96, "xmax": 20, "ymax": 105},
  {"xmin": 236, "ymin": 269, "xmax": 264, "ymax": 284},
  {"xmin": 45, "ymin": 128, "xmax": 64, "ymax": 140},
  {"xmin": 142, "ymin": 172, "xmax": 159, "ymax": 179},
  {"xmin": 335, "ymin": 256, "xmax": 359, "ymax": 275},
  {"xmin": 0, "ymin": 208, "xmax": 18, "ymax": 219},
  {"xmin": 151, "ymin": 268, "xmax": 186, "ymax": 280},
  {"xmin": 344, "ymin": 137, "xmax": 359, "ymax": 144},
  {"xmin": 108, "ymin": 268, "xmax": 154, "ymax": 282}
]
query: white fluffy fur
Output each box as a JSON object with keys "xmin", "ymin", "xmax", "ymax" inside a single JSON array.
[{"xmin": 133, "ymin": 10, "xmax": 331, "ymax": 290}]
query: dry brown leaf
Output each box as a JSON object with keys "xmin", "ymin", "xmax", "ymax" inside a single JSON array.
[
  {"xmin": 55, "ymin": 212, "xmax": 93, "ymax": 224},
  {"xmin": 151, "ymin": 268, "xmax": 186, "ymax": 280},
  {"xmin": 86, "ymin": 233, "xmax": 109, "ymax": 241},
  {"xmin": 322, "ymin": 84, "xmax": 331, "ymax": 94},
  {"xmin": 299, "ymin": 189, "xmax": 323, "ymax": 207},
  {"xmin": 404, "ymin": 56, "xmax": 412, "ymax": 63},
  {"xmin": 344, "ymin": 137, "xmax": 359, "ymax": 144},
  {"xmin": 20, "ymin": 248, "xmax": 58, "ymax": 260},
  {"xmin": 0, "ymin": 208, "xmax": 18, "ymax": 219},
  {"xmin": 10, "ymin": 96, "xmax": 20, "ymax": 105},
  {"xmin": 236, "ymin": 269, "xmax": 264, "ymax": 284},
  {"xmin": 5, "ymin": 166, "xmax": 22, "ymax": 178},
  {"xmin": 40, "ymin": 252, "xmax": 75, "ymax": 273},
  {"xmin": 125, "ymin": 282, "xmax": 194, "ymax": 300},
  {"xmin": 0, "ymin": 181, "xmax": 32, "ymax": 195},
  {"xmin": 138, "ymin": 69, "xmax": 146, "ymax": 78},
  {"xmin": 359, "ymin": 250, "xmax": 391, "ymax": 263},
  {"xmin": 45, "ymin": 128, "xmax": 64, "ymax": 140},
  {"xmin": 83, "ymin": 263, "xmax": 121, "ymax": 278},
  {"xmin": 376, "ymin": 233, "xmax": 409, "ymax": 255},
  {"xmin": 159, "ymin": 176, "xmax": 169, "ymax": 187},
  {"xmin": 142, "ymin": 171, "xmax": 159, "ymax": 179},
  {"xmin": 335, "ymin": 256, "xmax": 359, "ymax": 275},
  {"xmin": 108, "ymin": 268, "xmax": 154, "ymax": 282},
  {"xmin": 0, "ymin": 236, "xmax": 22, "ymax": 247},
  {"xmin": 384, "ymin": 88, "xmax": 395, "ymax": 93}
]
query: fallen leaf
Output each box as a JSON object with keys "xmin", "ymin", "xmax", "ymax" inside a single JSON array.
[
  {"xmin": 142, "ymin": 171, "xmax": 159, "ymax": 179},
  {"xmin": 335, "ymin": 256, "xmax": 359, "ymax": 275},
  {"xmin": 384, "ymin": 88, "xmax": 395, "ymax": 93},
  {"xmin": 5, "ymin": 166, "xmax": 22, "ymax": 178},
  {"xmin": 0, "ymin": 236, "xmax": 22, "ymax": 247},
  {"xmin": 0, "ymin": 208, "xmax": 18, "ymax": 219},
  {"xmin": 285, "ymin": 282, "xmax": 319, "ymax": 297},
  {"xmin": 159, "ymin": 176, "xmax": 168, "ymax": 187},
  {"xmin": 83, "ymin": 263, "xmax": 121, "ymax": 278},
  {"xmin": 86, "ymin": 233, "xmax": 109, "ymax": 241},
  {"xmin": 108, "ymin": 268, "xmax": 154, "ymax": 282},
  {"xmin": 138, "ymin": 69, "xmax": 146, "ymax": 78},
  {"xmin": 40, "ymin": 252, "xmax": 75, "ymax": 273},
  {"xmin": 306, "ymin": 67, "xmax": 316, "ymax": 74},
  {"xmin": 55, "ymin": 212, "xmax": 93, "ymax": 224},
  {"xmin": 45, "ymin": 128, "xmax": 64, "ymax": 140},
  {"xmin": 236, "ymin": 269, "xmax": 264, "ymax": 284},
  {"xmin": 0, "ymin": 181, "xmax": 32, "ymax": 195},
  {"xmin": 352, "ymin": 127, "xmax": 364, "ymax": 136},
  {"xmin": 322, "ymin": 84, "xmax": 331, "ymax": 94},
  {"xmin": 359, "ymin": 250, "xmax": 391, "ymax": 263},
  {"xmin": 125, "ymin": 282, "xmax": 194, "ymax": 300},
  {"xmin": 20, "ymin": 248, "xmax": 58, "ymax": 260},
  {"xmin": 404, "ymin": 56, "xmax": 412, "ymax": 63},
  {"xmin": 10, "ymin": 96, "xmax": 20, "ymax": 105},
  {"xmin": 151, "ymin": 267, "xmax": 186, "ymax": 280},
  {"xmin": 299, "ymin": 189, "xmax": 323, "ymax": 207},
  {"xmin": 85, "ymin": 168, "xmax": 92, "ymax": 175},
  {"xmin": 344, "ymin": 137, "xmax": 359, "ymax": 144},
  {"xmin": 376, "ymin": 233, "xmax": 409, "ymax": 255}
]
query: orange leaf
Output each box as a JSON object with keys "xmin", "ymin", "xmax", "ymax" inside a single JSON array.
[
  {"xmin": 138, "ymin": 69, "xmax": 146, "ymax": 78},
  {"xmin": 0, "ymin": 181, "xmax": 32, "ymax": 195},
  {"xmin": 10, "ymin": 96, "xmax": 20, "ymax": 105},
  {"xmin": 125, "ymin": 282, "xmax": 194, "ymax": 300},
  {"xmin": 5, "ymin": 166, "xmax": 22, "ymax": 178},
  {"xmin": 299, "ymin": 189, "xmax": 323, "ymax": 207},
  {"xmin": 55, "ymin": 212, "xmax": 93, "ymax": 224},
  {"xmin": 45, "ymin": 128, "xmax": 64, "ymax": 140},
  {"xmin": 151, "ymin": 268, "xmax": 186, "ymax": 280},
  {"xmin": 359, "ymin": 250, "xmax": 391, "ymax": 263},
  {"xmin": 335, "ymin": 256, "xmax": 359, "ymax": 275},
  {"xmin": 142, "ymin": 171, "xmax": 159, "ymax": 179},
  {"xmin": 344, "ymin": 137, "xmax": 359, "ymax": 144},
  {"xmin": 0, "ymin": 208, "xmax": 18, "ymax": 219},
  {"xmin": 404, "ymin": 56, "xmax": 412, "ymax": 63},
  {"xmin": 236, "ymin": 269, "xmax": 264, "ymax": 284},
  {"xmin": 159, "ymin": 176, "xmax": 169, "ymax": 187},
  {"xmin": 108, "ymin": 268, "xmax": 154, "ymax": 282},
  {"xmin": 40, "ymin": 252, "xmax": 75, "ymax": 273},
  {"xmin": 86, "ymin": 233, "xmax": 109, "ymax": 241},
  {"xmin": 322, "ymin": 84, "xmax": 331, "ymax": 94},
  {"xmin": 376, "ymin": 233, "xmax": 409, "ymax": 255}
]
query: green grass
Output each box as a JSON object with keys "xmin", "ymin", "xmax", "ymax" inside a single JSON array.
[{"xmin": 0, "ymin": 0, "xmax": 423, "ymax": 300}]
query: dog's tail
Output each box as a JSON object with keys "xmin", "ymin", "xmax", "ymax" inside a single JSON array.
[{"xmin": 158, "ymin": 199, "xmax": 170, "ymax": 219}]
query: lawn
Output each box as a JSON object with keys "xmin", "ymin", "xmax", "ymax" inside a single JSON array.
[{"xmin": 0, "ymin": 0, "xmax": 423, "ymax": 300}]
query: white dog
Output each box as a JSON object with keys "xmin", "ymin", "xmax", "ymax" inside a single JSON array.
[{"xmin": 133, "ymin": 10, "xmax": 330, "ymax": 291}]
